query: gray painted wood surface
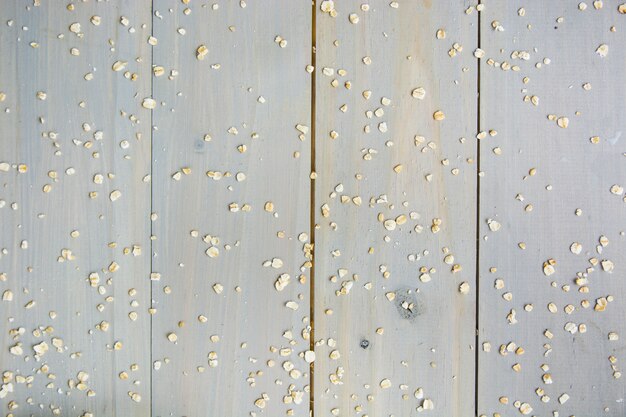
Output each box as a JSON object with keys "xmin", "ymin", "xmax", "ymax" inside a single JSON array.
[
  {"xmin": 0, "ymin": 1, "xmax": 152, "ymax": 416},
  {"xmin": 313, "ymin": 1, "xmax": 477, "ymax": 416},
  {"xmin": 1, "ymin": 1, "xmax": 626, "ymax": 416},
  {"xmin": 478, "ymin": 2, "xmax": 626, "ymax": 416},
  {"xmin": 150, "ymin": 1, "xmax": 311, "ymax": 416}
]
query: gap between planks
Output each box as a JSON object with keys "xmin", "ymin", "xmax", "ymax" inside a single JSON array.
[
  {"xmin": 309, "ymin": 1, "xmax": 317, "ymax": 416},
  {"xmin": 474, "ymin": 2, "xmax": 482, "ymax": 417},
  {"xmin": 149, "ymin": 1, "xmax": 155, "ymax": 416}
]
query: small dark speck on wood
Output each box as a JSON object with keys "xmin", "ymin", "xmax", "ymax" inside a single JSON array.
[{"xmin": 194, "ymin": 139, "xmax": 206, "ymax": 153}]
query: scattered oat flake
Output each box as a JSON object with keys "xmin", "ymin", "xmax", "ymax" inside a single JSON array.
[
  {"xmin": 142, "ymin": 98, "xmax": 156, "ymax": 109},
  {"xmin": 487, "ymin": 218, "xmax": 501, "ymax": 232},
  {"xmin": 206, "ymin": 246, "xmax": 220, "ymax": 258},
  {"xmin": 543, "ymin": 259, "xmax": 556, "ymax": 276},
  {"xmin": 411, "ymin": 87, "xmax": 426, "ymax": 99},
  {"xmin": 557, "ymin": 116, "xmax": 569, "ymax": 128},
  {"xmin": 110, "ymin": 190, "xmax": 122, "ymax": 201},
  {"xmin": 596, "ymin": 44, "xmax": 609, "ymax": 57},
  {"xmin": 570, "ymin": 242, "xmax": 582, "ymax": 254},
  {"xmin": 197, "ymin": 45, "xmax": 209, "ymax": 60},
  {"xmin": 112, "ymin": 61, "xmax": 127, "ymax": 71}
]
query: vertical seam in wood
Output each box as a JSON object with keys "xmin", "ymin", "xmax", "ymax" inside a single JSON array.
[
  {"xmin": 149, "ymin": 1, "xmax": 154, "ymax": 416},
  {"xmin": 474, "ymin": 2, "xmax": 481, "ymax": 417},
  {"xmin": 309, "ymin": 1, "xmax": 316, "ymax": 416}
]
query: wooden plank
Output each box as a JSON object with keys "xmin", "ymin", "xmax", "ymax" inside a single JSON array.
[
  {"xmin": 150, "ymin": 2, "xmax": 312, "ymax": 416},
  {"xmin": 478, "ymin": 2, "xmax": 626, "ymax": 416},
  {"xmin": 0, "ymin": 2, "xmax": 152, "ymax": 416},
  {"xmin": 313, "ymin": 1, "xmax": 478, "ymax": 416}
]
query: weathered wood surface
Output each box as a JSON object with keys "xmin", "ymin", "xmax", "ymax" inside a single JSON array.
[
  {"xmin": 478, "ymin": 2, "xmax": 626, "ymax": 416},
  {"xmin": 0, "ymin": 1, "xmax": 152, "ymax": 416},
  {"xmin": 150, "ymin": 1, "xmax": 312, "ymax": 416},
  {"xmin": 313, "ymin": 1, "xmax": 478, "ymax": 416},
  {"xmin": 3, "ymin": 1, "xmax": 626, "ymax": 416}
]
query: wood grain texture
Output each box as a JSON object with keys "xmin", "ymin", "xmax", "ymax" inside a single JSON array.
[
  {"xmin": 478, "ymin": 2, "xmax": 626, "ymax": 416},
  {"xmin": 0, "ymin": 1, "xmax": 152, "ymax": 416},
  {"xmin": 150, "ymin": 1, "xmax": 312, "ymax": 416},
  {"xmin": 313, "ymin": 1, "xmax": 478, "ymax": 416},
  {"xmin": 4, "ymin": 1, "xmax": 626, "ymax": 416}
]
